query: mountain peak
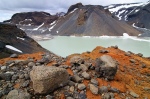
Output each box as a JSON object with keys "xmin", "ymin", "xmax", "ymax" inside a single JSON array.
[{"xmin": 66, "ymin": 2, "xmax": 83, "ymax": 14}]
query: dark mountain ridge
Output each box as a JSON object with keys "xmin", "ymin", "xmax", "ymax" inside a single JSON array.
[
  {"xmin": 3, "ymin": 3, "xmax": 142, "ymax": 36},
  {"xmin": 0, "ymin": 23, "xmax": 47, "ymax": 58}
]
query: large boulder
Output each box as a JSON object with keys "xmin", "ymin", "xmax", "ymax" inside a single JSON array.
[
  {"xmin": 6, "ymin": 89, "xmax": 31, "ymax": 99},
  {"xmin": 30, "ymin": 66, "xmax": 69, "ymax": 94},
  {"xmin": 95, "ymin": 55, "xmax": 118, "ymax": 80}
]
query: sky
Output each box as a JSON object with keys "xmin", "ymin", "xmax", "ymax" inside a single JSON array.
[{"xmin": 0, "ymin": 0, "xmax": 149, "ymax": 22}]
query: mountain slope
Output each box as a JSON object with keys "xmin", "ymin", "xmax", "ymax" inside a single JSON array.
[
  {"xmin": 106, "ymin": 1, "xmax": 150, "ymax": 36},
  {"xmin": 0, "ymin": 23, "xmax": 47, "ymax": 58},
  {"xmin": 50, "ymin": 3, "xmax": 141, "ymax": 36},
  {"xmin": 4, "ymin": 12, "xmax": 59, "ymax": 39}
]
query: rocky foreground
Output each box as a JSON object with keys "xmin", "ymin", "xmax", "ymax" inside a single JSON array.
[{"xmin": 0, "ymin": 46, "xmax": 150, "ymax": 99}]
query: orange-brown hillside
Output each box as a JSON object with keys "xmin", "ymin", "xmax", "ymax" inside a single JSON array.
[{"xmin": 0, "ymin": 46, "xmax": 150, "ymax": 99}]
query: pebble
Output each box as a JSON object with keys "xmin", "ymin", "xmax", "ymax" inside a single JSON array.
[
  {"xmin": 129, "ymin": 91, "xmax": 139, "ymax": 98},
  {"xmin": 19, "ymin": 74, "xmax": 25, "ymax": 79},
  {"xmin": 90, "ymin": 79, "xmax": 99, "ymax": 86},
  {"xmin": 99, "ymin": 86, "xmax": 108, "ymax": 94},
  {"xmin": 24, "ymin": 74, "xmax": 30, "ymax": 80},
  {"xmin": 109, "ymin": 87, "xmax": 119, "ymax": 93},
  {"xmin": 28, "ymin": 62, "xmax": 35, "ymax": 67},
  {"xmin": 81, "ymin": 72, "xmax": 91, "ymax": 80},
  {"xmin": 72, "ymin": 75, "xmax": 82, "ymax": 83},
  {"xmin": 89, "ymin": 84, "xmax": 98, "ymax": 95},
  {"xmin": 77, "ymin": 84, "xmax": 86, "ymax": 90},
  {"xmin": 69, "ymin": 86, "xmax": 75, "ymax": 92},
  {"xmin": 130, "ymin": 59, "xmax": 136, "ymax": 63},
  {"xmin": 21, "ymin": 80, "xmax": 30, "ymax": 87},
  {"xmin": 46, "ymin": 95, "xmax": 54, "ymax": 99}
]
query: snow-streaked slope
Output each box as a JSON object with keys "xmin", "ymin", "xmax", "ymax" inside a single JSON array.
[{"xmin": 105, "ymin": 2, "xmax": 149, "ymax": 21}]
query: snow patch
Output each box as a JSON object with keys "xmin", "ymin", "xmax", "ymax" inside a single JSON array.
[
  {"xmin": 49, "ymin": 24, "xmax": 56, "ymax": 31},
  {"xmin": 69, "ymin": 8, "xmax": 78, "ymax": 14},
  {"xmin": 123, "ymin": 33, "xmax": 130, "ymax": 37},
  {"xmin": 117, "ymin": 10, "xmax": 125, "ymax": 20},
  {"xmin": 50, "ymin": 21, "xmax": 56, "ymax": 26},
  {"xmin": 17, "ymin": 37, "xmax": 25, "ymax": 40},
  {"xmin": 33, "ymin": 23, "xmax": 44, "ymax": 30},
  {"xmin": 56, "ymin": 31, "xmax": 59, "ymax": 33},
  {"xmin": 25, "ymin": 19, "xmax": 32, "ymax": 21},
  {"xmin": 6, "ymin": 45, "xmax": 23, "ymax": 53},
  {"xmin": 108, "ymin": 3, "xmax": 144, "ymax": 13}
]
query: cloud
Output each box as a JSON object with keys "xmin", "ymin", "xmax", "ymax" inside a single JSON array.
[{"xmin": 0, "ymin": 0, "xmax": 148, "ymax": 22}]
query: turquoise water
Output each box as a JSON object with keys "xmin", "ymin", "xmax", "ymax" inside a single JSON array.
[{"xmin": 38, "ymin": 36, "xmax": 150, "ymax": 57}]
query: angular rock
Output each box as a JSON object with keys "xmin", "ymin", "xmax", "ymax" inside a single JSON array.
[
  {"xmin": 95, "ymin": 55, "xmax": 118, "ymax": 80},
  {"xmin": 81, "ymin": 72, "xmax": 90, "ymax": 80},
  {"xmin": 80, "ymin": 64, "xmax": 88, "ymax": 71},
  {"xmin": 6, "ymin": 89, "xmax": 31, "ymax": 99},
  {"xmin": 70, "ymin": 56, "xmax": 84, "ymax": 65},
  {"xmin": 30, "ymin": 66, "xmax": 69, "ymax": 94},
  {"xmin": 77, "ymin": 84, "xmax": 86, "ymax": 90},
  {"xmin": 90, "ymin": 79, "xmax": 99, "ymax": 86},
  {"xmin": 72, "ymin": 74, "xmax": 82, "ymax": 83},
  {"xmin": 89, "ymin": 84, "xmax": 98, "ymax": 95},
  {"xmin": 0, "ymin": 73, "xmax": 12, "ymax": 81}
]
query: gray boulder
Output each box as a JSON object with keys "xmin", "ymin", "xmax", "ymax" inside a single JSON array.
[
  {"xmin": 30, "ymin": 66, "xmax": 69, "ymax": 94},
  {"xmin": 95, "ymin": 55, "xmax": 118, "ymax": 80},
  {"xmin": 6, "ymin": 89, "xmax": 31, "ymax": 99}
]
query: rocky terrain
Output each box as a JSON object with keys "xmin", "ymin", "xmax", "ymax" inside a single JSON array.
[
  {"xmin": 4, "ymin": 3, "xmax": 142, "ymax": 37},
  {"xmin": 0, "ymin": 23, "xmax": 47, "ymax": 58},
  {"xmin": 106, "ymin": 1, "xmax": 150, "ymax": 36},
  {"xmin": 0, "ymin": 46, "xmax": 150, "ymax": 99}
]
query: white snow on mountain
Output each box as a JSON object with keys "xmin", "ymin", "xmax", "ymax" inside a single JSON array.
[
  {"xmin": 106, "ymin": 1, "xmax": 149, "ymax": 21},
  {"xmin": 6, "ymin": 45, "xmax": 23, "ymax": 53},
  {"xmin": 33, "ymin": 23, "xmax": 44, "ymax": 30},
  {"xmin": 17, "ymin": 36, "xmax": 25, "ymax": 40}
]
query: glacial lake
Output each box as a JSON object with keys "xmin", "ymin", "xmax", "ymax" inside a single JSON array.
[{"xmin": 38, "ymin": 36, "xmax": 150, "ymax": 57}]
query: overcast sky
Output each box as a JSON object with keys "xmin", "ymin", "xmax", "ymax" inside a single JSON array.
[{"xmin": 0, "ymin": 0, "xmax": 149, "ymax": 22}]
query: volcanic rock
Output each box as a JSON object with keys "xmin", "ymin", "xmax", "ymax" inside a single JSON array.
[
  {"xmin": 30, "ymin": 66, "xmax": 69, "ymax": 94},
  {"xmin": 89, "ymin": 84, "xmax": 99, "ymax": 95},
  {"xmin": 95, "ymin": 55, "xmax": 118, "ymax": 80},
  {"xmin": 6, "ymin": 89, "xmax": 31, "ymax": 99}
]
